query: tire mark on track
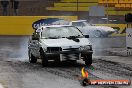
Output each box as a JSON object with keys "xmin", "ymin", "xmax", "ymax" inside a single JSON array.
[{"xmin": 93, "ymin": 59, "xmax": 132, "ymax": 77}]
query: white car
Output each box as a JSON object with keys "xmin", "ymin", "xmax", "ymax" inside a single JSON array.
[
  {"xmin": 28, "ymin": 25, "xmax": 93, "ymax": 66},
  {"xmin": 70, "ymin": 20, "xmax": 116, "ymax": 37}
]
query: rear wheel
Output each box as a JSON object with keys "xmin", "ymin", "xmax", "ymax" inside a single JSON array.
[
  {"xmin": 84, "ymin": 54, "xmax": 92, "ymax": 66},
  {"xmin": 29, "ymin": 50, "xmax": 37, "ymax": 63}
]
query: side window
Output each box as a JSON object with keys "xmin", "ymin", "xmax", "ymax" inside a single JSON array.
[{"xmin": 72, "ymin": 22, "xmax": 85, "ymax": 27}]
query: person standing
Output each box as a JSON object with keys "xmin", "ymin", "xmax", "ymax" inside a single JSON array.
[
  {"xmin": 1, "ymin": 0, "xmax": 9, "ymax": 16},
  {"xmin": 11, "ymin": 0, "xmax": 19, "ymax": 15}
]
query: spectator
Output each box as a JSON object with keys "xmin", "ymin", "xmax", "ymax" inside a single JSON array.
[
  {"xmin": 1, "ymin": 0, "xmax": 9, "ymax": 16},
  {"xmin": 11, "ymin": 0, "xmax": 19, "ymax": 15}
]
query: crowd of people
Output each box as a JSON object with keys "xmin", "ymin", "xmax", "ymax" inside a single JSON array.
[{"xmin": 1, "ymin": 0, "xmax": 19, "ymax": 16}]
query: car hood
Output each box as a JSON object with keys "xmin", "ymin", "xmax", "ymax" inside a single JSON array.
[
  {"xmin": 40, "ymin": 38, "xmax": 91, "ymax": 48},
  {"xmin": 81, "ymin": 26, "xmax": 115, "ymax": 32},
  {"xmin": 94, "ymin": 26, "xmax": 115, "ymax": 32}
]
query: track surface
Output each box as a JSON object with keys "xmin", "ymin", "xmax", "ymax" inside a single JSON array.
[{"xmin": 0, "ymin": 36, "xmax": 131, "ymax": 88}]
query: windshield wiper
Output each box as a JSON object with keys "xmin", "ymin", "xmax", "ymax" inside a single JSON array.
[
  {"xmin": 48, "ymin": 37, "xmax": 60, "ymax": 39},
  {"xmin": 67, "ymin": 35, "xmax": 83, "ymax": 39},
  {"xmin": 42, "ymin": 36, "xmax": 83, "ymax": 39},
  {"xmin": 67, "ymin": 36, "xmax": 80, "ymax": 42},
  {"xmin": 67, "ymin": 36, "xmax": 76, "ymax": 39},
  {"xmin": 41, "ymin": 37, "xmax": 59, "ymax": 39}
]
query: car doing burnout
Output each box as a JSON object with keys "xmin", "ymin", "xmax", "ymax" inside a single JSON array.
[
  {"xmin": 28, "ymin": 25, "xmax": 93, "ymax": 66},
  {"xmin": 69, "ymin": 20, "xmax": 116, "ymax": 37}
]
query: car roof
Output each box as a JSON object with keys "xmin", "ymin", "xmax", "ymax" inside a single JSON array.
[
  {"xmin": 36, "ymin": 25, "xmax": 78, "ymax": 33},
  {"xmin": 71, "ymin": 20, "xmax": 87, "ymax": 22},
  {"xmin": 40, "ymin": 25, "xmax": 73, "ymax": 28}
]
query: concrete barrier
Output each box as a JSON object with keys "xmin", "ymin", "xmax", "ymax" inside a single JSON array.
[
  {"xmin": 0, "ymin": 16, "xmax": 77, "ymax": 35},
  {"xmin": 0, "ymin": 16, "xmax": 129, "ymax": 36}
]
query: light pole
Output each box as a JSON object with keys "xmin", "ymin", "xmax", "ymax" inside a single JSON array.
[
  {"xmin": 106, "ymin": 0, "xmax": 109, "ymax": 24},
  {"xmin": 77, "ymin": 0, "xmax": 78, "ymax": 11}
]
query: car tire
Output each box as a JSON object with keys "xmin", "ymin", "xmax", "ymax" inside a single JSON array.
[
  {"xmin": 54, "ymin": 58, "xmax": 60, "ymax": 63},
  {"xmin": 72, "ymin": 60, "xmax": 77, "ymax": 64},
  {"xmin": 29, "ymin": 50, "xmax": 37, "ymax": 63},
  {"xmin": 84, "ymin": 54, "xmax": 92, "ymax": 66},
  {"xmin": 40, "ymin": 50, "xmax": 48, "ymax": 67},
  {"xmin": 94, "ymin": 30, "xmax": 103, "ymax": 37}
]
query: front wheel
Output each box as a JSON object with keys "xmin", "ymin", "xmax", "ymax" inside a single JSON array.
[
  {"xmin": 84, "ymin": 54, "xmax": 92, "ymax": 66},
  {"xmin": 54, "ymin": 58, "xmax": 60, "ymax": 63},
  {"xmin": 28, "ymin": 50, "xmax": 37, "ymax": 63},
  {"xmin": 40, "ymin": 50, "xmax": 48, "ymax": 67}
]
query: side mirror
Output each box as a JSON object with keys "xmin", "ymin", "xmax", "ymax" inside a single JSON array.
[{"xmin": 84, "ymin": 35, "xmax": 89, "ymax": 38}]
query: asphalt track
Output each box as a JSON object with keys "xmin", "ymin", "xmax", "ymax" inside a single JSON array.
[{"xmin": 0, "ymin": 36, "xmax": 131, "ymax": 88}]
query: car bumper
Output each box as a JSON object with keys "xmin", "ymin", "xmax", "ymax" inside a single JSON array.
[
  {"xmin": 103, "ymin": 31, "xmax": 115, "ymax": 35},
  {"xmin": 44, "ymin": 50, "xmax": 93, "ymax": 57}
]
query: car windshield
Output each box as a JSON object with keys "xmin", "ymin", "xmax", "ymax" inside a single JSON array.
[
  {"xmin": 42, "ymin": 26, "xmax": 83, "ymax": 39},
  {"xmin": 72, "ymin": 21, "xmax": 92, "ymax": 27}
]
